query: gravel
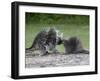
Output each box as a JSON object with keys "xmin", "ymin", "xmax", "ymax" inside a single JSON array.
[{"xmin": 25, "ymin": 52, "xmax": 89, "ymax": 68}]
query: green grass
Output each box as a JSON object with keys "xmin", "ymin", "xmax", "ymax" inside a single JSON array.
[{"xmin": 25, "ymin": 24, "xmax": 89, "ymax": 52}]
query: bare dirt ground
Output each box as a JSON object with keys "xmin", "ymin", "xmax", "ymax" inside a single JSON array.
[{"xmin": 25, "ymin": 51, "xmax": 89, "ymax": 68}]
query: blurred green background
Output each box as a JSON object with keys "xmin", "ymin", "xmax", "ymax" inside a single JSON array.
[{"xmin": 25, "ymin": 12, "xmax": 89, "ymax": 52}]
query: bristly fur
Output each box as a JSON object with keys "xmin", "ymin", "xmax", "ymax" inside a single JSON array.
[
  {"xmin": 26, "ymin": 27, "xmax": 63, "ymax": 55},
  {"xmin": 26, "ymin": 30, "xmax": 48, "ymax": 55},
  {"xmin": 63, "ymin": 37, "xmax": 89, "ymax": 54}
]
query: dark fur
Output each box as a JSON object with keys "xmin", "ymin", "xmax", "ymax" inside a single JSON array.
[
  {"xmin": 46, "ymin": 28, "xmax": 57, "ymax": 51},
  {"xmin": 26, "ymin": 30, "xmax": 48, "ymax": 55},
  {"xmin": 26, "ymin": 28, "xmax": 61, "ymax": 55},
  {"xmin": 63, "ymin": 37, "xmax": 89, "ymax": 54}
]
